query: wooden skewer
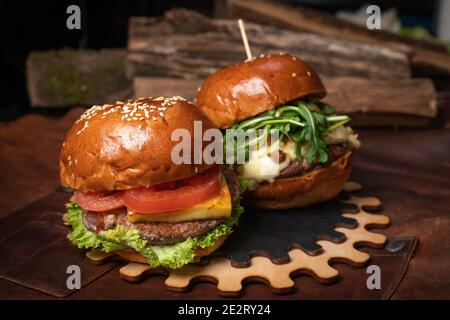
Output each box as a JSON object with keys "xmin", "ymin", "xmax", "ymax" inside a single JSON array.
[{"xmin": 238, "ymin": 19, "xmax": 253, "ymax": 60}]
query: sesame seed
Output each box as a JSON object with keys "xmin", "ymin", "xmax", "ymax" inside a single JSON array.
[
  {"xmin": 74, "ymin": 97, "xmax": 186, "ymax": 127},
  {"xmin": 307, "ymin": 71, "xmax": 311, "ymax": 76},
  {"xmin": 292, "ymin": 73, "xmax": 296, "ymax": 77}
]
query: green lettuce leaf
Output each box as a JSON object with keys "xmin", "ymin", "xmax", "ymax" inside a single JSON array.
[
  {"xmin": 64, "ymin": 201, "xmax": 244, "ymax": 269},
  {"xmin": 238, "ymin": 176, "xmax": 249, "ymax": 194}
]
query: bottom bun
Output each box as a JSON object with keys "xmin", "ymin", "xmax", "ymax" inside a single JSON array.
[
  {"xmin": 245, "ymin": 151, "xmax": 352, "ymax": 210},
  {"xmin": 113, "ymin": 235, "xmax": 228, "ymax": 266}
]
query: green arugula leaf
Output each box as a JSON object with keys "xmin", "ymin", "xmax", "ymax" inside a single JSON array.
[
  {"xmin": 297, "ymin": 103, "xmax": 329, "ymax": 164},
  {"xmin": 224, "ymin": 99, "xmax": 349, "ymax": 165},
  {"xmin": 309, "ymin": 99, "xmax": 336, "ymax": 115}
]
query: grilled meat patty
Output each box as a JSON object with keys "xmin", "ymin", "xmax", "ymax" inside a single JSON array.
[
  {"xmin": 82, "ymin": 169, "xmax": 241, "ymax": 245},
  {"xmin": 82, "ymin": 209, "xmax": 222, "ymax": 245},
  {"xmin": 278, "ymin": 144, "xmax": 349, "ymax": 179},
  {"xmin": 222, "ymin": 166, "xmax": 240, "ymax": 205}
]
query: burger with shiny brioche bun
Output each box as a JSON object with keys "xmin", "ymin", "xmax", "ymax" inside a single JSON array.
[
  {"xmin": 195, "ymin": 54, "xmax": 361, "ymax": 209},
  {"xmin": 61, "ymin": 97, "xmax": 243, "ymax": 269}
]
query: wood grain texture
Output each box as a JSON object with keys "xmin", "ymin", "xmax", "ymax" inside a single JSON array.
[
  {"xmin": 26, "ymin": 49, "xmax": 132, "ymax": 108},
  {"xmin": 133, "ymin": 76, "xmax": 437, "ymax": 127},
  {"xmin": 127, "ymin": 9, "xmax": 410, "ymax": 80},
  {"xmin": 88, "ymin": 182, "xmax": 390, "ymax": 296},
  {"xmin": 323, "ymin": 77, "xmax": 437, "ymax": 118},
  {"xmin": 133, "ymin": 77, "xmax": 201, "ymax": 101},
  {"xmin": 227, "ymin": 0, "xmax": 450, "ymax": 76}
]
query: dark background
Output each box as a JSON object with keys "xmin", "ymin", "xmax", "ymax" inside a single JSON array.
[{"xmin": 0, "ymin": 0, "xmax": 439, "ymax": 121}]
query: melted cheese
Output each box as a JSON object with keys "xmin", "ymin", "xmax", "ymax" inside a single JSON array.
[
  {"xmin": 243, "ymin": 143, "xmax": 290, "ymax": 181},
  {"xmin": 127, "ymin": 176, "xmax": 232, "ymax": 223},
  {"xmin": 239, "ymin": 141, "xmax": 291, "ymax": 190},
  {"xmin": 239, "ymin": 125, "xmax": 360, "ymax": 191},
  {"xmin": 279, "ymin": 140, "xmax": 297, "ymax": 160},
  {"xmin": 325, "ymin": 126, "xmax": 361, "ymax": 149}
]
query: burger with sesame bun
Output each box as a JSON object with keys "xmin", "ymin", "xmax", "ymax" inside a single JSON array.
[
  {"xmin": 195, "ymin": 54, "xmax": 361, "ymax": 210},
  {"xmin": 61, "ymin": 97, "xmax": 244, "ymax": 269}
]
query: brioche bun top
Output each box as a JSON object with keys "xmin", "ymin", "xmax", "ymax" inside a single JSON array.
[
  {"xmin": 195, "ymin": 53, "xmax": 326, "ymax": 128},
  {"xmin": 60, "ymin": 97, "xmax": 215, "ymax": 192}
]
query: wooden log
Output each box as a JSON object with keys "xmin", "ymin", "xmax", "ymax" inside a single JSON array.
[
  {"xmin": 323, "ymin": 77, "xmax": 437, "ymax": 127},
  {"xmin": 26, "ymin": 49, "xmax": 132, "ymax": 108},
  {"xmin": 133, "ymin": 76, "xmax": 201, "ymax": 101},
  {"xmin": 127, "ymin": 9, "xmax": 411, "ymax": 80},
  {"xmin": 133, "ymin": 76, "xmax": 437, "ymax": 127},
  {"xmin": 323, "ymin": 77, "xmax": 437, "ymax": 118},
  {"xmin": 227, "ymin": 0, "xmax": 450, "ymax": 77}
]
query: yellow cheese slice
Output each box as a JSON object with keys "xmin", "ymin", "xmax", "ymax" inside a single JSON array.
[{"xmin": 127, "ymin": 175, "xmax": 232, "ymax": 223}]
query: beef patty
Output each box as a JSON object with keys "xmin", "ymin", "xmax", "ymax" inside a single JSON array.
[
  {"xmin": 278, "ymin": 143, "xmax": 349, "ymax": 179},
  {"xmin": 222, "ymin": 166, "xmax": 240, "ymax": 204},
  {"xmin": 82, "ymin": 169, "xmax": 241, "ymax": 245},
  {"xmin": 83, "ymin": 209, "xmax": 223, "ymax": 245}
]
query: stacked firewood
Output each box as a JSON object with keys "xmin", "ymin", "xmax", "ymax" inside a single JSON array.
[
  {"xmin": 128, "ymin": 8, "xmax": 439, "ymax": 127},
  {"xmin": 26, "ymin": 3, "xmax": 446, "ymax": 127}
]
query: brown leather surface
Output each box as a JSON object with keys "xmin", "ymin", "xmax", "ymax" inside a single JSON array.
[
  {"xmin": 0, "ymin": 191, "xmax": 117, "ymax": 297},
  {"xmin": 0, "ymin": 190, "xmax": 417, "ymax": 299},
  {"xmin": 0, "ymin": 108, "xmax": 449, "ymax": 299},
  {"xmin": 0, "ymin": 109, "xmax": 84, "ymax": 216}
]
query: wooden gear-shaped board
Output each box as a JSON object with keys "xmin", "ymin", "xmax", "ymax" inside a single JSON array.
[{"xmin": 86, "ymin": 182, "xmax": 390, "ymax": 296}]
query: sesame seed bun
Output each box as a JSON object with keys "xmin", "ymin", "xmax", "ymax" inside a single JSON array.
[
  {"xmin": 195, "ymin": 53, "xmax": 326, "ymax": 128},
  {"xmin": 60, "ymin": 97, "xmax": 215, "ymax": 192}
]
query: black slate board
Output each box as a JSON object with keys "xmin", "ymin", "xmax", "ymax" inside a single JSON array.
[{"xmin": 213, "ymin": 195, "xmax": 358, "ymax": 267}]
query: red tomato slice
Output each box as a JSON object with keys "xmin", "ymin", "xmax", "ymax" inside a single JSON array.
[
  {"xmin": 121, "ymin": 166, "xmax": 222, "ymax": 214},
  {"xmin": 74, "ymin": 191, "xmax": 124, "ymax": 212}
]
